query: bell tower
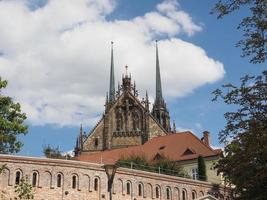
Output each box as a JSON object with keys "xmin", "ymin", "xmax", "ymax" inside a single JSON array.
[{"xmin": 152, "ymin": 41, "xmax": 171, "ymax": 132}]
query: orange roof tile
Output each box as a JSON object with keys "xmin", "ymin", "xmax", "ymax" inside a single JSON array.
[{"xmin": 76, "ymin": 131, "xmax": 221, "ymax": 164}]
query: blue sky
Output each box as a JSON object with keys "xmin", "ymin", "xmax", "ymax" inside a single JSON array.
[{"xmin": 0, "ymin": 0, "xmax": 265, "ymax": 156}]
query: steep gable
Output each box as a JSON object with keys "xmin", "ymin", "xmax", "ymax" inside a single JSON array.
[{"xmin": 81, "ymin": 82, "xmax": 167, "ymax": 154}]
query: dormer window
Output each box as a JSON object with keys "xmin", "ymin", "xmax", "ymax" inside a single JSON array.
[
  {"xmin": 159, "ymin": 145, "xmax": 165, "ymax": 150},
  {"xmin": 153, "ymin": 153, "xmax": 163, "ymax": 161},
  {"xmin": 183, "ymin": 148, "xmax": 195, "ymax": 156}
]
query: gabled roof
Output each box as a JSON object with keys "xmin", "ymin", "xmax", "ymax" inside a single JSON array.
[{"xmin": 76, "ymin": 131, "xmax": 221, "ymax": 164}]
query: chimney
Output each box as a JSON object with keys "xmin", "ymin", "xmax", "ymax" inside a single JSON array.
[{"xmin": 202, "ymin": 131, "xmax": 211, "ymax": 146}]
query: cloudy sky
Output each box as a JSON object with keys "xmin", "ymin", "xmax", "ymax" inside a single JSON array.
[{"xmin": 0, "ymin": 0, "xmax": 265, "ymax": 156}]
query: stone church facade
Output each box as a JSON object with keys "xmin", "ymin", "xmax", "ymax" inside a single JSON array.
[{"xmin": 75, "ymin": 41, "xmax": 171, "ymax": 156}]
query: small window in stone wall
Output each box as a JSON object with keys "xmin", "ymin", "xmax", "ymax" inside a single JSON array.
[
  {"xmin": 94, "ymin": 138, "xmax": 99, "ymax": 147},
  {"xmin": 166, "ymin": 187, "xmax": 171, "ymax": 200},
  {"xmin": 72, "ymin": 175, "xmax": 77, "ymax": 189},
  {"xmin": 15, "ymin": 171, "xmax": 21, "ymax": 185},
  {"xmin": 182, "ymin": 189, "xmax": 187, "ymax": 200},
  {"xmin": 57, "ymin": 174, "xmax": 62, "ymax": 187},
  {"xmin": 138, "ymin": 183, "xmax": 143, "ymax": 196},
  {"xmin": 155, "ymin": 186, "xmax": 160, "ymax": 198},
  {"xmin": 32, "ymin": 172, "xmax": 38, "ymax": 187},
  {"xmin": 94, "ymin": 178, "xmax": 98, "ymax": 191},
  {"xmin": 126, "ymin": 182, "xmax": 131, "ymax": 195},
  {"xmin": 192, "ymin": 191, "xmax": 197, "ymax": 200}
]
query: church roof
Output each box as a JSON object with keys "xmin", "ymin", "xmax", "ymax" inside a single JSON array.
[{"xmin": 76, "ymin": 131, "xmax": 221, "ymax": 164}]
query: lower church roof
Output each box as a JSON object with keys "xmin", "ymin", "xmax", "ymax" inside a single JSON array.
[{"xmin": 76, "ymin": 131, "xmax": 221, "ymax": 164}]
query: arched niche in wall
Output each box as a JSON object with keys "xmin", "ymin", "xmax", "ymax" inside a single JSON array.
[
  {"xmin": 146, "ymin": 183, "xmax": 153, "ymax": 198},
  {"xmin": 0, "ymin": 167, "xmax": 10, "ymax": 186},
  {"xmin": 40, "ymin": 171, "xmax": 53, "ymax": 188},
  {"xmin": 174, "ymin": 187, "xmax": 180, "ymax": 200}
]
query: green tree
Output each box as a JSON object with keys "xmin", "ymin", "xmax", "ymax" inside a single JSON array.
[
  {"xmin": 117, "ymin": 154, "xmax": 189, "ymax": 178},
  {"xmin": 0, "ymin": 164, "xmax": 6, "ymax": 174},
  {"xmin": 198, "ymin": 156, "xmax": 207, "ymax": 181},
  {"xmin": 213, "ymin": 71, "xmax": 267, "ymax": 199},
  {"xmin": 211, "ymin": 0, "xmax": 267, "ymax": 64},
  {"xmin": 0, "ymin": 78, "xmax": 28, "ymax": 154},
  {"xmin": 14, "ymin": 176, "xmax": 35, "ymax": 200},
  {"xmin": 43, "ymin": 145, "xmax": 71, "ymax": 159}
]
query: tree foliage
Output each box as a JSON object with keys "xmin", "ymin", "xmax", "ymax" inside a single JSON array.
[
  {"xmin": 0, "ymin": 164, "xmax": 7, "ymax": 174},
  {"xmin": 213, "ymin": 70, "xmax": 267, "ymax": 199},
  {"xmin": 198, "ymin": 156, "xmax": 207, "ymax": 181},
  {"xmin": 14, "ymin": 176, "xmax": 35, "ymax": 200},
  {"xmin": 211, "ymin": 0, "xmax": 267, "ymax": 64},
  {"xmin": 43, "ymin": 145, "xmax": 71, "ymax": 159},
  {"xmin": 117, "ymin": 154, "xmax": 189, "ymax": 178},
  {"xmin": 0, "ymin": 77, "xmax": 28, "ymax": 154}
]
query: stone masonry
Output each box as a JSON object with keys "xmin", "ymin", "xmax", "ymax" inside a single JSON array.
[{"xmin": 0, "ymin": 155, "xmax": 231, "ymax": 200}]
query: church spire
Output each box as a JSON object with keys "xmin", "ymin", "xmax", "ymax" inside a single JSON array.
[
  {"xmin": 109, "ymin": 41, "xmax": 115, "ymax": 103},
  {"xmin": 152, "ymin": 40, "xmax": 171, "ymax": 132},
  {"xmin": 155, "ymin": 40, "xmax": 163, "ymax": 104},
  {"xmin": 79, "ymin": 124, "xmax": 83, "ymax": 151}
]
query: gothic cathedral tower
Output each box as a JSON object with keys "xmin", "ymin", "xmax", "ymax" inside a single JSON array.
[
  {"xmin": 77, "ymin": 41, "xmax": 169, "ymax": 155},
  {"xmin": 151, "ymin": 41, "xmax": 171, "ymax": 132}
]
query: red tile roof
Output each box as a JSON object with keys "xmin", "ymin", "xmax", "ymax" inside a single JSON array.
[{"xmin": 76, "ymin": 131, "xmax": 221, "ymax": 164}]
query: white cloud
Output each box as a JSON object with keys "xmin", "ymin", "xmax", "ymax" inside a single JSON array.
[
  {"xmin": 0, "ymin": 0, "xmax": 225, "ymax": 126},
  {"xmin": 157, "ymin": 0, "xmax": 202, "ymax": 36}
]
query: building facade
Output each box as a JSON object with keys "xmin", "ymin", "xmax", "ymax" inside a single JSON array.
[
  {"xmin": 74, "ymin": 41, "xmax": 171, "ymax": 156},
  {"xmin": 0, "ymin": 42, "xmax": 231, "ymax": 200},
  {"xmin": 0, "ymin": 155, "xmax": 230, "ymax": 200}
]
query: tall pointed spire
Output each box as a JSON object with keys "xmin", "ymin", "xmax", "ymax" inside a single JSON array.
[
  {"xmin": 109, "ymin": 41, "xmax": 115, "ymax": 103},
  {"xmin": 155, "ymin": 40, "xmax": 163, "ymax": 103},
  {"xmin": 152, "ymin": 40, "xmax": 171, "ymax": 132},
  {"xmin": 79, "ymin": 124, "xmax": 83, "ymax": 151}
]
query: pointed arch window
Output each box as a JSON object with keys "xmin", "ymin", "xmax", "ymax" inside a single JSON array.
[
  {"xmin": 116, "ymin": 109, "xmax": 123, "ymax": 131},
  {"xmin": 132, "ymin": 110, "xmax": 140, "ymax": 131}
]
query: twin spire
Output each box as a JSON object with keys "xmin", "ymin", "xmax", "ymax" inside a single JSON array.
[
  {"xmin": 108, "ymin": 41, "xmax": 164, "ymax": 104},
  {"xmin": 109, "ymin": 41, "xmax": 115, "ymax": 103},
  {"xmin": 155, "ymin": 40, "xmax": 163, "ymax": 104}
]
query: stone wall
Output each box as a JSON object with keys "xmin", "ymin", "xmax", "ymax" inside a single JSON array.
[
  {"xmin": 0, "ymin": 155, "xmax": 230, "ymax": 200},
  {"xmin": 148, "ymin": 116, "xmax": 166, "ymax": 140},
  {"xmin": 83, "ymin": 119, "xmax": 104, "ymax": 152}
]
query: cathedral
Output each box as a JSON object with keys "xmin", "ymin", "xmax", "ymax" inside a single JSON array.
[
  {"xmin": 72, "ymin": 41, "xmax": 223, "ymax": 187},
  {"xmin": 0, "ymin": 42, "xmax": 229, "ymax": 200},
  {"xmin": 74, "ymin": 41, "xmax": 173, "ymax": 156}
]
